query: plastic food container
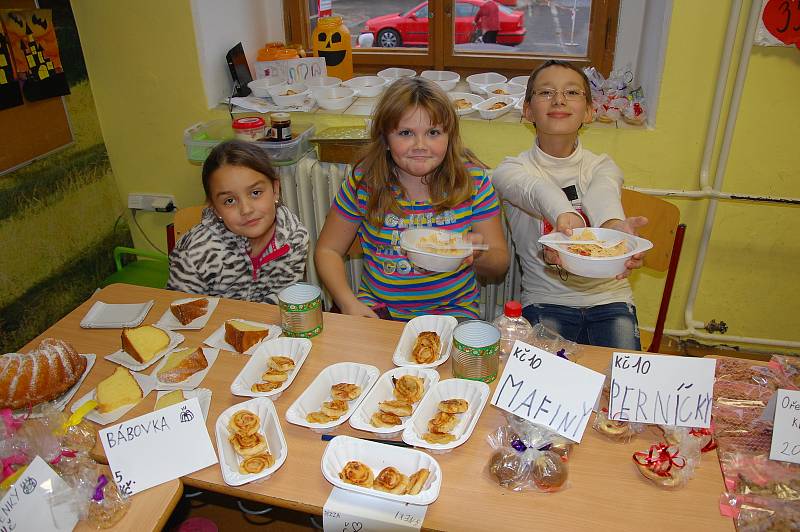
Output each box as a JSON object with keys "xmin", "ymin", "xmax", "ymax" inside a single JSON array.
[
  {"xmin": 232, "ymin": 117, "xmax": 267, "ymax": 142},
  {"xmin": 399, "ymin": 228, "xmax": 471, "ymax": 273},
  {"xmin": 483, "ymin": 82, "xmax": 526, "ymax": 99},
  {"xmin": 342, "ymin": 76, "xmax": 386, "ymax": 97},
  {"xmin": 267, "ymin": 83, "xmax": 311, "ymax": 107},
  {"xmin": 306, "ymin": 76, "xmax": 342, "ymax": 97},
  {"xmin": 184, "ymin": 120, "xmax": 316, "ymax": 166},
  {"xmin": 314, "ymin": 86, "xmax": 356, "ymax": 111},
  {"xmin": 248, "ymin": 77, "xmax": 284, "ymax": 97},
  {"xmin": 538, "ymin": 228, "xmax": 653, "ymax": 278},
  {"xmin": 377, "ymin": 67, "xmax": 417, "ymax": 84},
  {"xmin": 421, "ymin": 70, "xmax": 461, "ymax": 91},
  {"xmin": 475, "ymin": 96, "xmax": 516, "ymax": 120},
  {"xmin": 466, "ymin": 72, "xmax": 507, "ymax": 94},
  {"xmin": 447, "ymin": 92, "xmax": 484, "ymax": 116}
]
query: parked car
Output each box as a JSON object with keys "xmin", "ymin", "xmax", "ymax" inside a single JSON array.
[{"xmin": 363, "ymin": 0, "xmax": 526, "ymax": 48}]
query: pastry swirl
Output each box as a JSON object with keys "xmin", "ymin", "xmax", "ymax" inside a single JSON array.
[
  {"xmin": 306, "ymin": 411, "xmax": 335, "ymax": 424},
  {"xmin": 370, "ymin": 411, "xmax": 402, "ymax": 428},
  {"xmin": 331, "ymin": 383, "xmax": 361, "ymax": 401},
  {"xmin": 339, "ymin": 461, "xmax": 374, "ymax": 487},
  {"xmin": 374, "ymin": 467, "xmax": 409, "ymax": 494},
  {"xmin": 422, "ymin": 432, "xmax": 456, "ymax": 444},
  {"xmin": 239, "ymin": 452, "xmax": 275, "ymax": 474},
  {"xmin": 321, "ymin": 399, "xmax": 348, "ymax": 419},
  {"xmin": 228, "ymin": 410, "xmax": 260, "ymax": 435},
  {"xmin": 261, "ymin": 368, "xmax": 289, "ymax": 383},
  {"xmin": 268, "ymin": 356, "xmax": 295, "ymax": 372},
  {"xmin": 379, "ymin": 400, "xmax": 412, "ymax": 417},
  {"xmin": 438, "ymin": 399, "xmax": 469, "ymax": 414},
  {"xmin": 251, "ymin": 381, "xmax": 281, "ymax": 393},
  {"xmin": 406, "ymin": 468, "xmax": 430, "ymax": 495},
  {"xmin": 428, "ymin": 411, "xmax": 457, "ymax": 434},
  {"xmin": 393, "ymin": 375, "xmax": 424, "ymax": 403},
  {"xmin": 412, "ymin": 331, "xmax": 440, "ymax": 364},
  {"xmin": 229, "ymin": 431, "xmax": 267, "ymax": 457}
]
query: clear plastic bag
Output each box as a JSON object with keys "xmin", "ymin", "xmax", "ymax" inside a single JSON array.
[
  {"xmin": 525, "ymin": 323, "xmax": 581, "ymax": 363},
  {"xmin": 659, "ymin": 425, "xmax": 716, "ymax": 454},
  {"xmin": 720, "ymin": 492, "xmax": 800, "ymax": 531},
  {"xmin": 632, "ymin": 441, "xmax": 699, "ymax": 489}
]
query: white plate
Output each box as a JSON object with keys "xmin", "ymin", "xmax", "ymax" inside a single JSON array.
[
  {"xmin": 321, "ymin": 435, "xmax": 442, "ymax": 505},
  {"xmin": 104, "ymin": 327, "xmax": 185, "ymax": 371},
  {"xmin": 150, "ymin": 347, "xmax": 219, "ymax": 390},
  {"xmin": 285, "ymin": 362, "xmax": 380, "ymax": 432},
  {"xmin": 13, "ymin": 354, "xmax": 96, "ymax": 418},
  {"xmin": 70, "ymin": 371, "xmax": 156, "ymax": 425},
  {"xmin": 155, "ymin": 297, "xmax": 220, "ymax": 330},
  {"xmin": 402, "ymin": 379, "xmax": 490, "ymax": 452},
  {"xmin": 204, "ymin": 319, "xmax": 282, "ymax": 354},
  {"xmin": 230, "ymin": 338, "xmax": 312, "ymax": 400},
  {"xmin": 155, "ymin": 388, "xmax": 212, "ymax": 420},
  {"xmin": 475, "ymin": 95, "xmax": 516, "ymax": 120},
  {"xmin": 447, "ymin": 92, "xmax": 484, "ymax": 116},
  {"xmin": 392, "ymin": 315, "xmax": 457, "ymax": 368},
  {"xmin": 349, "ymin": 367, "xmax": 440, "ymax": 436},
  {"xmin": 79, "ymin": 301, "xmax": 154, "ymax": 329},
  {"xmin": 215, "ymin": 397, "xmax": 288, "ymax": 486}
]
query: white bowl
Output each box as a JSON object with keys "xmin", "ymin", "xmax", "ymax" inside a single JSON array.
[
  {"xmin": 306, "ymin": 76, "xmax": 342, "ymax": 97},
  {"xmin": 342, "ymin": 76, "xmax": 387, "ymax": 97},
  {"xmin": 509, "ymin": 75, "xmax": 530, "ymax": 89},
  {"xmin": 314, "ymin": 86, "xmax": 356, "ymax": 111},
  {"xmin": 399, "ymin": 228, "xmax": 471, "ymax": 273},
  {"xmin": 538, "ymin": 227, "xmax": 653, "ymax": 278},
  {"xmin": 421, "ymin": 70, "xmax": 460, "ymax": 91},
  {"xmin": 377, "ymin": 67, "xmax": 417, "ymax": 83},
  {"xmin": 229, "ymin": 337, "xmax": 312, "ymax": 399},
  {"xmin": 483, "ymin": 82, "xmax": 526, "ymax": 99},
  {"xmin": 392, "ymin": 315, "xmax": 458, "ymax": 368},
  {"xmin": 475, "ymin": 95, "xmax": 516, "ymax": 120},
  {"xmin": 514, "ymin": 96, "xmax": 525, "ymax": 111},
  {"xmin": 267, "ymin": 83, "xmax": 311, "ymax": 106},
  {"xmin": 248, "ymin": 77, "xmax": 284, "ymax": 97},
  {"xmin": 447, "ymin": 92, "xmax": 484, "ymax": 116},
  {"xmin": 466, "ymin": 72, "xmax": 507, "ymax": 94}
]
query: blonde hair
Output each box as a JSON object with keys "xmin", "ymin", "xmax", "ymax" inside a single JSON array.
[{"xmin": 356, "ymin": 77, "xmax": 484, "ymax": 226}]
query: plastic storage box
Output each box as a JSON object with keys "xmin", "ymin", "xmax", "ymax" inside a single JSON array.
[{"xmin": 183, "ymin": 119, "xmax": 315, "ymax": 166}]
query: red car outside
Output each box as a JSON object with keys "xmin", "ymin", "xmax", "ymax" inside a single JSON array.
[{"xmin": 363, "ymin": 0, "xmax": 526, "ymax": 48}]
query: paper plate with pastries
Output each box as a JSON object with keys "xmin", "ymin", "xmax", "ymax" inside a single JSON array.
[
  {"xmin": 104, "ymin": 326, "xmax": 184, "ymax": 372},
  {"xmin": 10, "ymin": 354, "xmax": 96, "ymax": 418},
  {"xmin": 215, "ymin": 397, "xmax": 288, "ymax": 486},
  {"xmin": 70, "ymin": 371, "xmax": 156, "ymax": 425},
  {"xmin": 155, "ymin": 388, "xmax": 212, "ymax": 420},
  {"xmin": 230, "ymin": 338, "xmax": 312, "ymax": 400},
  {"xmin": 285, "ymin": 362, "xmax": 380, "ymax": 433},
  {"xmin": 392, "ymin": 315, "xmax": 457, "ymax": 368},
  {"xmin": 150, "ymin": 347, "xmax": 219, "ymax": 391},
  {"xmin": 401, "ymin": 378, "xmax": 490, "ymax": 452},
  {"xmin": 155, "ymin": 296, "xmax": 220, "ymax": 330},
  {"xmin": 321, "ymin": 435, "xmax": 442, "ymax": 505},
  {"xmin": 203, "ymin": 319, "xmax": 282, "ymax": 355},
  {"xmin": 349, "ymin": 366, "xmax": 440, "ymax": 437}
]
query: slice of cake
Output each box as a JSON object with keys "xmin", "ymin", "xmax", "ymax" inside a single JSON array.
[
  {"xmin": 155, "ymin": 390, "xmax": 185, "ymax": 410},
  {"xmin": 224, "ymin": 320, "xmax": 268, "ymax": 353},
  {"xmin": 121, "ymin": 325, "xmax": 170, "ymax": 363},
  {"xmin": 170, "ymin": 298, "xmax": 209, "ymax": 325},
  {"xmin": 96, "ymin": 367, "xmax": 143, "ymax": 413},
  {"xmin": 156, "ymin": 347, "xmax": 208, "ymax": 383}
]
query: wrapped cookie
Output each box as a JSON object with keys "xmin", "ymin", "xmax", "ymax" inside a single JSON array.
[
  {"xmin": 632, "ymin": 442, "xmax": 698, "ymax": 489},
  {"xmin": 486, "ymin": 421, "xmax": 569, "ymax": 492}
]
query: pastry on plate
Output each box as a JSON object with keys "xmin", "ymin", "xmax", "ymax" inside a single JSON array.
[
  {"xmin": 393, "ymin": 375, "xmax": 425, "ymax": 403},
  {"xmin": 261, "ymin": 368, "xmax": 289, "ymax": 383},
  {"xmin": 170, "ymin": 298, "xmax": 208, "ymax": 325},
  {"xmin": 370, "ymin": 411, "xmax": 402, "ymax": 428},
  {"xmin": 156, "ymin": 347, "xmax": 208, "ymax": 383},
  {"xmin": 96, "ymin": 367, "xmax": 143, "ymax": 413},
  {"xmin": 268, "ymin": 356, "xmax": 295, "ymax": 372},
  {"xmin": 428, "ymin": 411, "xmax": 457, "ymax": 434},
  {"xmin": 454, "ymin": 98, "xmax": 472, "ymax": 110},
  {"xmin": 379, "ymin": 399, "xmax": 412, "ymax": 417},
  {"xmin": 331, "ymin": 383, "xmax": 361, "ymax": 401},
  {"xmin": 121, "ymin": 325, "xmax": 170, "ymax": 363},
  {"xmin": 411, "ymin": 331, "xmax": 440, "ymax": 364},
  {"xmin": 438, "ymin": 398, "xmax": 469, "ymax": 414},
  {"xmin": 406, "ymin": 468, "xmax": 430, "ymax": 495},
  {"xmin": 228, "ymin": 409, "xmax": 260, "ymax": 435},
  {"xmin": 339, "ymin": 461, "xmax": 374, "ymax": 488},
  {"xmin": 321, "ymin": 399, "xmax": 348, "ymax": 419},
  {"xmin": 422, "ymin": 432, "xmax": 456, "ymax": 444},
  {"xmin": 373, "ymin": 467, "xmax": 409, "ymax": 494},
  {"xmin": 224, "ymin": 320, "xmax": 268, "ymax": 353},
  {"xmin": 306, "ymin": 411, "xmax": 335, "ymax": 424},
  {"xmin": 154, "ymin": 390, "xmax": 185, "ymax": 410},
  {"xmin": 229, "ymin": 431, "xmax": 267, "ymax": 457},
  {"xmin": 251, "ymin": 381, "xmax": 282, "ymax": 393},
  {"xmin": 239, "ymin": 452, "xmax": 275, "ymax": 474}
]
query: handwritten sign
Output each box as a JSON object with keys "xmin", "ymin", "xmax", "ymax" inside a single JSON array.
[
  {"xmin": 0, "ymin": 456, "xmax": 77, "ymax": 531},
  {"xmin": 608, "ymin": 353, "xmax": 715, "ymax": 428},
  {"xmin": 100, "ymin": 397, "xmax": 217, "ymax": 496},
  {"xmin": 253, "ymin": 57, "xmax": 327, "ymax": 84},
  {"xmin": 490, "ymin": 341, "xmax": 605, "ymax": 442},
  {"xmin": 769, "ymin": 389, "xmax": 800, "ymax": 464},
  {"xmin": 323, "ymin": 487, "xmax": 426, "ymax": 531}
]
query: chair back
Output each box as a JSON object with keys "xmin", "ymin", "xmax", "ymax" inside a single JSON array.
[
  {"xmin": 620, "ymin": 189, "xmax": 680, "ymax": 272},
  {"xmin": 167, "ymin": 205, "xmax": 205, "ymax": 253}
]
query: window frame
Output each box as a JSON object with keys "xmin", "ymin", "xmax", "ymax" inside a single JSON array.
[{"xmin": 284, "ymin": 0, "xmax": 619, "ymax": 77}]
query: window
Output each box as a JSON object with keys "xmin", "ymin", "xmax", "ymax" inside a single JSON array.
[{"xmin": 284, "ymin": 0, "xmax": 619, "ymax": 77}]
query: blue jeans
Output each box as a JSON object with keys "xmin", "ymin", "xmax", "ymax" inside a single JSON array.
[{"xmin": 522, "ymin": 302, "xmax": 642, "ymax": 350}]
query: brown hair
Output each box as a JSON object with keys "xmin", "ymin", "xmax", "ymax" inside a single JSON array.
[
  {"xmin": 524, "ymin": 60, "xmax": 593, "ymax": 106},
  {"xmin": 201, "ymin": 139, "xmax": 279, "ymax": 201},
  {"xmin": 356, "ymin": 77, "xmax": 484, "ymax": 226}
]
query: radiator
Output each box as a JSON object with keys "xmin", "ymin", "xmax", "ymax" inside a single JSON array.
[{"xmin": 278, "ymin": 153, "xmax": 521, "ymax": 322}]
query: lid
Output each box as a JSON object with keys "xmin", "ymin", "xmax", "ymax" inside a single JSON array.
[
  {"xmin": 232, "ymin": 117, "xmax": 266, "ymax": 130},
  {"xmin": 504, "ymin": 300, "xmax": 522, "ymax": 318},
  {"xmin": 271, "ymin": 112, "xmax": 291, "ymax": 122},
  {"xmin": 274, "ymin": 48, "xmax": 299, "ymax": 60},
  {"xmin": 318, "ymin": 16, "xmax": 344, "ymax": 27}
]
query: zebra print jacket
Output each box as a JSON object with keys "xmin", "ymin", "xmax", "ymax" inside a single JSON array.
[{"xmin": 167, "ymin": 206, "xmax": 309, "ymax": 304}]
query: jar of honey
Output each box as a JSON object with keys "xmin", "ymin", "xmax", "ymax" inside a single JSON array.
[{"xmin": 270, "ymin": 113, "xmax": 292, "ymax": 142}]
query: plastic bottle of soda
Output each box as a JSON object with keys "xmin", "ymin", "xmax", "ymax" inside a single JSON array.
[{"xmin": 492, "ymin": 300, "xmax": 534, "ymax": 359}]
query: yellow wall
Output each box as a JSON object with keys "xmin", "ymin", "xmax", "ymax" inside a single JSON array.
[{"xmin": 71, "ymin": 0, "xmax": 799, "ymax": 347}]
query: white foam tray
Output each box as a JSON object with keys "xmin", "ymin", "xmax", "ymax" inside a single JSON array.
[
  {"xmin": 349, "ymin": 367, "xmax": 440, "ymax": 436},
  {"xmin": 71, "ymin": 371, "xmax": 156, "ymax": 425},
  {"xmin": 155, "ymin": 297, "xmax": 220, "ymax": 330},
  {"xmin": 392, "ymin": 315, "xmax": 457, "ymax": 368},
  {"xmin": 285, "ymin": 362, "xmax": 379, "ymax": 432},
  {"xmin": 155, "ymin": 388, "xmax": 212, "ymax": 420},
  {"xmin": 215, "ymin": 397, "xmax": 288, "ymax": 486},
  {"xmin": 402, "ymin": 379, "xmax": 490, "ymax": 452},
  {"xmin": 150, "ymin": 347, "xmax": 219, "ymax": 391},
  {"xmin": 204, "ymin": 319, "xmax": 282, "ymax": 354},
  {"xmin": 230, "ymin": 338, "xmax": 312, "ymax": 400},
  {"xmin": 80, "ymin": 301, "xmax": 154, "ymax": 329},
  {"xmin": 104, "ymin": 326, "xmax": 185, "ymax": 371},
  {"xmin": 321, "ymin": 435, "xmax": 442, "ymax": 505}
]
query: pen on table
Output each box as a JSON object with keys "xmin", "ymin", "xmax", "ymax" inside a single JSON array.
[{"xmin": 320, "ymin": 434, "xmax": 412, "ymax": 447}]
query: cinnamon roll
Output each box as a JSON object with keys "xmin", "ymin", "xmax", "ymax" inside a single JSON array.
[
  {"xmin": 261, "ymin": 368, "xmax": 289, "ymax": 383},
  {"xmin": 306, "ymin": 411, "xmax": 335, "ymax": 424},
  {"xmin": 406, "ymin": 468, "xmax": 430, "ymax": 495},
  {"xmin": 321, "ymin": 399, "xmax": 349, "ymax": 419},
  {"xmin": 378, "ymin": 400, "xmax": 412, "ymax": 417},
  {"xmin": 238, "ymin": 452, "xmax": 275, "ymax": 474},
  {"xmin": 251, "ymin": 381, "xmax": 282, "ymax": 393},
  {"xmin": 370, "ymin": 411, "xmax": 402, "ymax": 428},
  {"xmin": 229, "ymin": 431, "xmax": 267, "ymax": 457},
  {"xmin": 428, "ymin": 411, "xmax": 457, "ymax": 434},
  {"xmin": 412, "ymin": 331, "xmax": 440, "ymax": 364},
  {"xmin": 374, "ymin": 467, "xmax": 409, "ymax": 494},
  {"xmin": 268, "ymin": 356, "xmax": 295, "ymax": 372},
  {"xmin": 438, "ymin": 398, "xmax": 469, "ymax": 414},
  {"xmin": 393, "ymin": 375, "xmax": 425, "ymax": 403},
  {"xmin": 422, "ymin": 432, "xmax": 456, "ymax": 444},
  {"xmin": 331, "ymin": 383, "xmax": 362, "ymax": 401},
  {"xmin": 339, "ymin": 461, "xmax": 374, "ymax": 488},
  {"xmin": 228, "ymin": 410, "xmax": 260, "ymax": 435}
]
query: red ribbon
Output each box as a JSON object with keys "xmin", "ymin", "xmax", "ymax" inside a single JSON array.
[
  {"xmin": 0, "ymin": 408, "xmax": 29, "ymax": 435},
  {"xmin": 49, "ymin": 449, "xmax": 78, "ymax": 465},
  {"xmin": 689, "ymin": 427, "xmax": 718, "ymax": 452},
  {"xmin": 633, "ymin": 443, "xmax": 686, "ymax": 477},
  {"xmin": 1, "ymin": 453, "xmax": 27, "ymax": 481}
]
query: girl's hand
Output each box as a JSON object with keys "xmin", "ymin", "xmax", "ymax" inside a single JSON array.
[
  {"xmin": 546, "ymin": 212, "xmax": 586, "ymax": 266},
  {"xmin": 601, "ymin": 216, "xmax": 649, "ymax": 280},
  {"xmin": 341, "ymin": 299, "xmax": 379, "ymax": 318}
]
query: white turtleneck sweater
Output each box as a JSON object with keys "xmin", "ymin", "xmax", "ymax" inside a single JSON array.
[{"xmin": 491, "ymin": 140, "xmax": 633, "ymax": 308}]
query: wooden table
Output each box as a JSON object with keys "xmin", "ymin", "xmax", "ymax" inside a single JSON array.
[{"xmin": 34, "ymin": 284, "xmax": 733, "ymax": 532}]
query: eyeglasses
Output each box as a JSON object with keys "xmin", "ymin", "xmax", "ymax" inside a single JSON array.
[{"xmin": 532, "ymin": 87, "xmax": 587, "ymax": 101}]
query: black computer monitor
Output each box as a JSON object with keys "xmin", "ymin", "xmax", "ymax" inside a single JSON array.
[{"xmin": 226, "ymin": 42, "xmax": 252, "ymax": 97}]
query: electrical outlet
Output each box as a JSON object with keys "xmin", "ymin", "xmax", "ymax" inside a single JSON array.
[{"xmin": 128, "ymin": 193, "xmax": 175, "ymax": 212}]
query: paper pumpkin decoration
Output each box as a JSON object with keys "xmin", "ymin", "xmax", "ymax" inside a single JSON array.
[{"xmin": 312, "ymin": 16, "xmax": 353, "ymax": 80}]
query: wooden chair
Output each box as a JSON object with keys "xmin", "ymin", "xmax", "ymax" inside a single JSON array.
[
  {"xmin": 620, "ymin": 188, "xmax": 686, "ymax": 353},
  {"xmin": 166, "ymin": 205, "xmax": 205, "ymax": 253}
]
